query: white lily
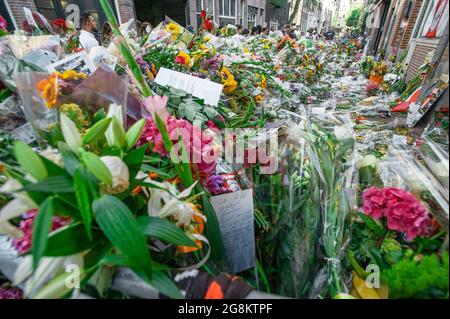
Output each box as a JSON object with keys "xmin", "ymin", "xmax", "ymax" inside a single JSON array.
[
  {"xmin": 100, "ymin": 156, "xmax": 130, "ymax": 194},
  {"xmin": 141, "ymin": 177, "xmax": 204, "ymax": 227},
  {"xmin": 60, "ymin": 113, "xmax": 82, "ymax": 154},
  {"xmin": 0, "ymin": 179, "xmax": 37, "ymax": 237},
  {"xmin": 14, "ymin": 253, "xmax": 85, "ymax": 299},
  {"xmin": 105, "ymin": 103, "xmax": 126, "ymax": 149}
]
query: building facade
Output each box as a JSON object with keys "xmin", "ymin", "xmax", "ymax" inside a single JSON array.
[
  {"xmin": 265, "ymin": 0, "xmax": 290, "ymax": 30},
  {"xmin": 186, "ymin": 0, "xmax": 266, "ymax": 29},
  {"xmin": 2, "ymin": 0, "xmax": 136, "ymax": 30}
]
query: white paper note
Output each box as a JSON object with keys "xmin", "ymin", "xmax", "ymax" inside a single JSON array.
[
  {"xmin": 210, "ymin": 189, "xmax": 255, "ymax": 273},
  {"xmin": 154, "ymin": 67, "xmax": 223, "ymax": 106},
  {"xmin": 23, "ymin": 8, "xmax": 38, "ymax": 28}
]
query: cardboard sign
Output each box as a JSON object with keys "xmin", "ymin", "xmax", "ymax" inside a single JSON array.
[
  {"xmin": 210, "ymin": 189, "xmax": 255, "ymax": 273},
  {"xmin": 155, "ymin": 67, "xmax": 223, "ymax": 106}
]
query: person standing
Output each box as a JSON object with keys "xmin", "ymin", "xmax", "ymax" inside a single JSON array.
[
  {"xmin": 324, "ymin": 27, "xmax": 335, "ymax": 41},
  {"xmin": 79, "ymin": 12, "xmax": 99, "ymax": 53}
]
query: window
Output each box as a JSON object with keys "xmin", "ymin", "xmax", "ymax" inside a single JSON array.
[
  {"xmin": 270, "ymin": 19, "xmax": 279, "ymax": 30},
  {"xmin": 219, "ymin": 0, "xmax": 236, "ymax": 18},
  {"xmin": 196, "ymin": 0, "xmax": 215, "ymax": 26},
  {"xmin": 247, "ymin": 5, "xmax": 257, "ymax": 29},
  {"xmin": 259, "ymin": 9, "xmax": 264, "ymax": 26}
]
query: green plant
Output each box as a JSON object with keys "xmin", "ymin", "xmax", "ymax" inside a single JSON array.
[{"xmin": 382, "ymin": 252, "xmax": 449, "ymax": 299}]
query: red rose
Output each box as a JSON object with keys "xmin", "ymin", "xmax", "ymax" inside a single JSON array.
[{"xmin": 201, "ymin": 10, "xmax": 207, "ymax": 19}]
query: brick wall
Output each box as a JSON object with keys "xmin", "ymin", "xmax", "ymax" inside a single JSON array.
[
  {"xmin": 399, "ymin": 0, "xmax": 423, "ymax": 49},
  {"xmin": 6, "ymin": 0, "xmax": 38, "ymax": 28},
  {"xmin": 390, "ymin": 0, "xmax": 408, "ymax": 47}
]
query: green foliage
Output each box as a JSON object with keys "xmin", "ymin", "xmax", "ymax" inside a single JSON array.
[
  {"xmin": 382, "ymin": 253, "xmax": 449, "ymax": 299},
  {"xmin": 346, "ymin": 8, "xmax": 362, "ymax": 29}
]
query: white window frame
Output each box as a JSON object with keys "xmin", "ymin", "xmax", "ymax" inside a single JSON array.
[
  {"xmin": 248, "ymin": 12, "xmax": 256, "ymax": 23},
  {"xmin": 219, "ymin": 0, "xmax": 237, "ymax": 19},
  {"xmin": 270, "ymin": 19, "xmax": 279, "ymax": 30},
  {"xmin": 196, "ymin": 0, "xmax": 215, "ymax": 24}
]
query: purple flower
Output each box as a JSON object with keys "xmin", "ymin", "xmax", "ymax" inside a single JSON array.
[{"xmin": 0, "ymin": 286, "xmax": 23, "ymax": 299}]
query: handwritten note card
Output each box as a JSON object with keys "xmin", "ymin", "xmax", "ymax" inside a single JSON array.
[
  {"xmin": 210, "ymin": 189, "xmax": 255, "ymax": 273},
  {"xmin": 154, "ymin": 67, "xmax": 223, "ymax": 106}
]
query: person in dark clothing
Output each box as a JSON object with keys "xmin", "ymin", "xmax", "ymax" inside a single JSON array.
[
  {"xmin": 324, "ymin": 27, "xmax": 335, "ymax": 41},
  {"xmin": 242, "ymin": 28, "xmax": 250, "ymax": 36}
]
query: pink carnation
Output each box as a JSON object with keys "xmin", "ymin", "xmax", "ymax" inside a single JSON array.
[
  {"xmin": 138, "ymin": 116, "xmax": 218, "ymax": 176},
  {"xmin": 362, "ymin": 187, "xmax": 432, "ymax": 241},
  {"xmin": 12, "ymin": 209, "xmax": 72, "ymax": 255}
]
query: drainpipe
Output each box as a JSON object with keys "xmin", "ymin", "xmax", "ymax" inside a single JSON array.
[
  {"xmin": 373, "ymin": 0, "xmax": 391, "ymax": 55},
  {"xmin": 185, "ymin": 0, "xmax": 191, "ymax": 26}
]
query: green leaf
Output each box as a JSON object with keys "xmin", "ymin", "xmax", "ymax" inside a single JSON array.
[
  {"xmin": 39, "ymin": 155, "xmax": 67, "ymax": 177},
  {"xmin": 92, "ymin": 195, "xmax": 153, "ymax": 279},
  {"xmin": 109, "ymin": 117, "xmax": 127, "ymax": 149},
  {"xmin": 185, "ymin": 103, "xmax": 197, "ymax": 122},
  {"xmin": 45, "ymin": 223, "xmax": 107, "ymax": 256},
  {"xmin": 123, "ymin": 143, "xmax": 148, "ymax": 181},
  {"xmin": 14, "ymin": 141, "xmax": 48, "ymax": 181},
  {"xmin": 74, "ymin": 168, "xmax": 93, "ymax": 239},
  {"xmin": 125, "ymin": 119, "xmax": 146, "ymax": 151},
  {"xmin": 136, "ymin": 216, "xmax": 197, "ymax": 247},
  {"xmin": 135, "ymin": 269, "xmax": 183, "ymax": 299},
  {"xmin": 58, "ymin": 142, "xmax": 82, "ymax": 176},
  {"xmin": 32, "ymin": 197, "xmax": 55, "ymax": 270},
  {"xmin": 359, "ymin": 213, "xmax": 384, "ymax": 237},
  {"xmin": 23, "ymin": 175, "xmax": 74, "ymax": 193},
  {"xmin": 82, "ymin": 117, "xmax": 112, "ymax": 145},
  {"xmin": 101, "ymin": 254, "xmax": 170, "ymax": 271},
  {"xmin": 33, "ymin": 269, "xmax": 88, "ymax": 299},
  {"xmin": 199, "ymin": 190, "xmax": 226, "ymax": 264},
  {"xmin": 81, "ymin": 151, "xmax": 112, "ymax": 186}
]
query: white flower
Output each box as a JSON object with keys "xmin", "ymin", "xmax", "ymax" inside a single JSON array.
[
  {"xmin": 60, "ymin": 113, "xmax": 82, "ymax": 155},
  {"xmin": 105, "ymin": 103, "xmax": 126, "ymax": 149},
  {"xmin": 358, "ymin": 154, "xmax": 378, "ymax": 169},
  {"xmin": 40, "ymin": 147, "xmax": 64, "ymax": 167},
  {"xmin": 100, "ymin": 156, "xmax": 129, "ymax": 194},
  {"xmin": 142, "ymin": 178, "xmax": 204, "ymax": 227},
  {"xmin": 14, "ymin": 253, "xmax": 84, "ymax": 298},
  {"xmin": 0, "ymin": 179, "xmax": 37, "ymax": 237},
  {"xmin": 334, "ymin": 125, "xmax": 353, "ymax": 141}
]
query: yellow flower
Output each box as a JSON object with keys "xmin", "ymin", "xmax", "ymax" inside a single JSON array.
[
  {"xmin": 260, "ymin": 74, "xmax": 267, "ymax": 88},
  {"xmin": 223, "ymin": 79, "xmax": 238, "ymax": 94},
  {"xmin": 60, "ymin": 70, "xmax": 87, "ymax": 81},
  {"xmin": 204, "ymin": 35, "xmax": 211, "ymax": 42},
  {"xmin": 37, "ymin": 74, "xmax": 60, "ymax": 109},
  {"xmin": 255, "ymin": 94, "xmax": 264, "ymax": 103},
  {"xmin": 166, "ymin": 22, "xmax": 180, "ymax": 34},
  {"xmin": 243, "ymin": 47, "xmax": 250, "ymax": 53},
  {"xmin": 220, "ymin": 67, "xmax": 234, "ymax": 82},
  {"xmin": 166, "ymin": 22, "xmax": 180, "ymax": 40},
  {"xmin": 175, "ymin": 51, "xmax": 191, "ymax": 67}
]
